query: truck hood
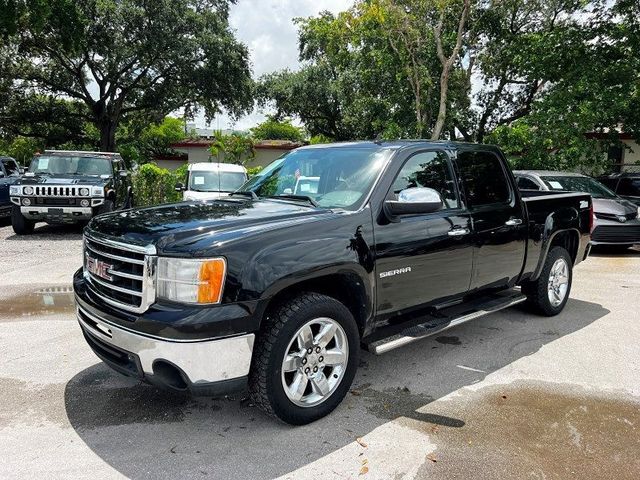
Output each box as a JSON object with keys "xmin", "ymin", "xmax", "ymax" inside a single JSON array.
[
  {"xmin": 592, "ymin": 197, "xmax": 638, "ymax": 216},
  {"xmin": 87, "ymin": 198, "xmax": 336, "ymax": 252},
  {"xmin": 17, "ymin": 174, "xmax": 110, "ymax": 186}
]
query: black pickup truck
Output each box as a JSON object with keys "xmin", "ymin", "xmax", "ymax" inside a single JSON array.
[
  {"xmin": 73, "ymin": 141, "xmax": 592, "ymax": 424},
  {"xmin": 9, "ymin": 150, "xmax": 133, "ymax": 234}
]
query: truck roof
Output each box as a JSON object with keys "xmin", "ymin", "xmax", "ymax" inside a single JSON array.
[
  {"xmin": 514, "ymin": 170, "xmax": 587, "ymax": 178},
  {"xmin": 42, "ymin": 150, "xmax": 122, "ymax": 159},
  {"xmin": 188, "ymin": 162, "xmax": 247, "ymax": 172},
  {"xmin": 298, "ymin": 140, "xmax": 499, "ymax": 151}
]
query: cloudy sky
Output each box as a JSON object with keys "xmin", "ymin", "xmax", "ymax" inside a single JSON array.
[{"xmin": 199, "ymin": 0, "xmax": 352, "ymax": 130}]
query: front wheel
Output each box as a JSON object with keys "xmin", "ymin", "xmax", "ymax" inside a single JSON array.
[
  {"xmin": 522, "ymin": 246, "xmax": 573, "ymax": 316},
  {"xmin": 249, "ymin": 292, "xmax": 359, "ymax": 425},
  {"xmin": 11, "ymin": 205, "xmax": 35, "ymax": 235}
]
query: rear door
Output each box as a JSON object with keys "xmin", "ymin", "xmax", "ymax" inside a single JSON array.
[
  {"xmin": 0, "ymin": 159, "xmax": 17, "ymax": 209},
  {"xmin": 456, "ymin": 148, "xmax": 527, "ymax": 292},
  {"xmin": 374, "ymin": 149, "xmax": 474, "ymax": 319}
]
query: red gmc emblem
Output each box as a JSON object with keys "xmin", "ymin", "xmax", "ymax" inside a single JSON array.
[{"xmin": 86, "ymin": 254, "xmax": 113, "ymax": 281}]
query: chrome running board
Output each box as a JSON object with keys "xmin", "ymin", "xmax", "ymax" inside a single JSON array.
[{"xmin": 366, "ymin": 289, "xmax": 527, "ymax": 355}]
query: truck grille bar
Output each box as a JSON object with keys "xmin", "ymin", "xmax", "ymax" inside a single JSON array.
[
  {"xmin": 83, "ymin": 233, "xmax": 156, "ymax": 314},
  {"xmin": 31, "ymin": 185, "xmax": 93, "ymax": 197}
]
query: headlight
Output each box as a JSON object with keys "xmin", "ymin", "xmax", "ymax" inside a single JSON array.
[
  {"xmin": 9, "ymin": 186, "xmax": 20, "ymax": 196},
  {"xmin": 157, "ymin": 257, "xmax": 226, "ymax": 304},
  {"xmin": 637, "ymin": 207, "xmax": 640, "ymax": 219},
  {"xmin": 23, "ymin": 186, "xmax": 34, "ymax": 195},
  {"xmin": 79, "ymin": 188, "xmax": 90, "ymax": 196},
  {"xmin": 91, "ymin": 186, "xmax": 104, "ymax": 197}
]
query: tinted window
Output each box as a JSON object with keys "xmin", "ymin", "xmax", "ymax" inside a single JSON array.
[
  {"xmin": 1, "ymin": 159, "xmax": 19, "ymax": 176},
  {"xmin": 517, "ymin": 176, "xmax": 540, "ymax": 190},
  {"xmin": 391, "ymin": 151, "xmax": 459, "ymax": 209},
  {"xmin": 617, "ymin": 178, "xmax": 640, "ymax": 197},
  {"xmin": 458, "ymin": 151, "xmax": 511, "ymax": 206}
]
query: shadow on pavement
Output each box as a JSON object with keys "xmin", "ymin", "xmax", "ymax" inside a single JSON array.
[
  {"xmin": 3, "ymin": 222, "xmax": 84, "ymax": 240},
  {"xmin": 64, "ymin": 298, "xmax": 609, "ymax": 480}
]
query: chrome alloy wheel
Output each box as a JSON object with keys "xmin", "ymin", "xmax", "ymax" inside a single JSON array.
[
  {"xmin": 547, "ymin": 258, "xmax": 569, "ymax": 307},
  {"xmin": 281, "ymin": 317, "xmax": 349, "ymax": 408}
]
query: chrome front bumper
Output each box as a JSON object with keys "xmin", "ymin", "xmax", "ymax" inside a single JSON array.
[
  {"xmin": 77, "ymin": 303, "xmax": 255, "ymax": 388},
  {"xmin": 21, "ymin": 205, "xmax": 93, "ymax": 220}
]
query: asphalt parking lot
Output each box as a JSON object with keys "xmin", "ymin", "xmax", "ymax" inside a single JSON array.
[{"xmin": 1, "ymin": 219, "xmax": 639, "ymax": 479}]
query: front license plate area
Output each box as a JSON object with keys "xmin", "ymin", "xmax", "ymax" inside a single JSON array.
[{"xmin": 48, "ymin": 208, "xmax": 64, "ymax": 215}]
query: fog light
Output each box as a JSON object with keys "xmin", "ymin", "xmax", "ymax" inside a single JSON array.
[
  {"xmin": 22, "ymin": 198, "xmax": 31, "ymax": 206},
  {"xmin": 80, "ymin": 199, "xmax": 90, "ymax": 207}
]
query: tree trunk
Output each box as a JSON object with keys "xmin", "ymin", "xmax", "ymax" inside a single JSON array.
[
  {"xmin": 98, "ymin": 118, "xmax": 117, "ymax": 152},
  {"xmin": 431, "ymin": 67, "xmax": 451, "ymax": 140}
]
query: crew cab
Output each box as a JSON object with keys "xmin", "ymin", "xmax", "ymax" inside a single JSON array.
[
  {"xmin": 0, "ymin": 156, "xmax": 21, "ymax": 219},
  {"xmin": 73, "ymin": 141, "xmax": 592, "ymax": 425},
  {"xmin": 9, "ymin": 150, "xmax": 132, "ymax": 234}
]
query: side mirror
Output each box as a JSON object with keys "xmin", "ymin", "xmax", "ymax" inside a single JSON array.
[
  {"xmin": 19, "ymin": 168, "xmax": 25, "ymax": 175},
  {"xmin": 0, "ymin": 171, "xmax": 4, "ymax": 178},
  {"xmin": 118, "ymin": 170, "xmax": 128, "ymax": 178},
  {"xmin": 385, "ymin": 187, "xmax": 443, "ymax": 217},
  {"xmin": 175, "ymin": 182, "xmax": 185, "ymax": 192},
  {"xmin": 283, "ymin": 188, "xmax": 293, "ymax": 194}
]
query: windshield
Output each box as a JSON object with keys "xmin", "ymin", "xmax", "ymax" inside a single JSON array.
[
  {"xmin": 541, "ymin": 176, "xmax": 617, "ymax": 199},
  {"xmin": 238, "ymin": 147, "xmax": 390, "ymax": 209},
  {"xmin": 1, "ymin": 159, "xmax": 19, "ymax": 176},
  {"xmin": 29, "ymin": 155, "xmax": 112, "ymax": 176},
  {"xmin": 188, "ymin": 170, "xmax": 247, "ymax": 192}
]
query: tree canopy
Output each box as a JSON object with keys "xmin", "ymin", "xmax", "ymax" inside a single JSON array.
[{"xmin": 0, "ymin": 0, "xmax": 253, "ymax": 151}]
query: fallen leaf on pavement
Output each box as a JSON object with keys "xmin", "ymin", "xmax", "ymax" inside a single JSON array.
[
  {"xmin": 356, "ymin": 437, "xmax": 368, "ymax": 448},
  {"xmin": 426, "ymin": 453, "xmax": 437, "ymax": 463},
  {"xmin": 359, "ymin": 466, "xmax": 369, "ymax": 475}
]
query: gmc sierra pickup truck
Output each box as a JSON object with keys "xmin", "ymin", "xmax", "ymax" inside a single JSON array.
[
  {"xmin": 9, "ymin": 150, "xmax": 132, "ymax": 234},
  {"xmin": 73, "ymin": 141, "xmax": 592, "ymax": 425}
]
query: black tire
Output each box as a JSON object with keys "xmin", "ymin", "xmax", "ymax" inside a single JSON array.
[
  {"xmin": 249, "ymin": 292, "xmax": 360, "ymax": 425},
  {"xmin": 94, "ymin": 199, "xmax": 114, "ymax": 217},
  {"xmin": 11, "ymin": 205, "xmax": 35, "ymax": 235},
  {"xmin": 124, "ymin": 192, "xmax": 134, "ymax": 209},
  {"xmin": 522, "ymin": 246, "xmax": 573, "ymax": 316}
]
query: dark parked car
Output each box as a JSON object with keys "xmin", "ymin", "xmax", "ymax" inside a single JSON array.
[
  {"xmin": 598, "ymin": 172, "xmax": 640, "ymax": 207},
  {"xmin": 75, "ymin": 141, "xmax": 592, "ymax": 425},
  {"xmin": 9, "ymin": 150, "xmax": 133, "ymax": 234},
  {"xmin": 514, "ymin": 170, "xmax": 640, "ymax": 249},
  {"xmin": 0, "ymin": 156, "xmax": 21, "ymax": 219}
]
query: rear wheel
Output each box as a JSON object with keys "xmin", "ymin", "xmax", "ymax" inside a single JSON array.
[
  {"xmin": 11, "ymin": 205, "xmax": 35, "ymax": 235},
  {"xmin": 523, "ymin": 246, "xmax": 572, "ymax": 316},
  {"xmin": 249, "ymin": 292, "xmax": 359, "ymax": 425}
]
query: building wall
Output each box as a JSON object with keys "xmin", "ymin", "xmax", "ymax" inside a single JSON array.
[
  {"xmin": 166, "ymin": 146, "xmax": 290, "ymax": 171},
  {"xmin": 623, "ymin": 140, "xmax": 640, "ymax": 166}
]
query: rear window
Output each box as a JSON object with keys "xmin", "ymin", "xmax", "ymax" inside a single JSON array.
[
  {"xmin": 541, "ymin": 176, "xmax": 616, "ymax": 199},
  {"xmin": 457, "ymin": 150, "xmax": 511, "ymax": 207}
]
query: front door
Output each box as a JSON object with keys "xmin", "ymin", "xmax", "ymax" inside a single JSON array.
[
  {"xmin": 455, "ymin": 148, "xmax": 527, "ymax": 291},
  {"xmin": 374, "ymin": 150, "xmax": 474, "ymax": 322}
]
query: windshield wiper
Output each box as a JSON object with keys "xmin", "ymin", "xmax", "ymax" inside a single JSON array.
[
  {"xmin": 229, "ymin": 191, "xmax": 258, "ymax": 200},
  {"xmin": 265, "ymin": 194, "xmax": 319, "ymax": 207}
]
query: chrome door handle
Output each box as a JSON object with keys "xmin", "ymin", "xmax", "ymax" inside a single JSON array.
[
  {"xmin": 448, "ymin": 228, "xmax": 470, "ymax": 237},
  {"xmin": 505, "ymin": 218, "xmax": 523, "ymax": 226}
]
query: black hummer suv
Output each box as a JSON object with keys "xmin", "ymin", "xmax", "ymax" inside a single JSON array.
[
  {"xmin": 74, "ymin": 141, "xmax": 592, "ymax": 425},
  {"xmin": 10, "ymin": 150, "xmax": 132, "ymax": 234}
]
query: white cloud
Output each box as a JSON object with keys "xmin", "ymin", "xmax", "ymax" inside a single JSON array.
[{"xmin": 193, "ymin": 0, "xmax": 352, "ymax": 131}]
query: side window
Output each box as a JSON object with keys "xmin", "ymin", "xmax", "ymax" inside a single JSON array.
[
  {"xmin": 617, "ymin": 178, "xmax": 640, "ymax": 196},
  {"xmin": 391, "ymin": 151, "xmax": 459, "ymax": 209},
  {"xmin": 517, "ymin": 176, "xmax": 540, "ymax": 190},
  {"xmin": 2, "ymin": 159, "xmax": 19, "ymax": 176},
  {"xmin": 457, "ymin": 150, "xmax": 511, "ymax": 207}
]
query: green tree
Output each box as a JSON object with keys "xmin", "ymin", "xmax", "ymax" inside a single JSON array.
[
  {"xmin": 138, "ymin": 117, "xmax": 186, "ymax": 160},
  {"xmin": 210, "ymin": 133, "xmax": 255, "ymax": 165},
  {"xmin": 250, "ymin": 118, "xmax": 304, "ymax": 141},
  {"xmin": 0, "ymin": 0, "xmax": 252, "ymax": 151}
]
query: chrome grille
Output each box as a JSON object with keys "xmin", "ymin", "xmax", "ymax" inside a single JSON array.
[
  {"xmin": 83, "ymin": 233, "xmax": 156, "ymax": 314},
  {"xmin": 31, "ymin": 185, "xmax": 92, "ymax": 197}
]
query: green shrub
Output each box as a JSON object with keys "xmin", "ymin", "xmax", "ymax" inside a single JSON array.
[
  {"xmin": 133, "ymin": 163, "xmax": 182, "ymax": 207},
  {"xmin": 246, "ymin": 166, "xmax": 263, "ymax": 177}
]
